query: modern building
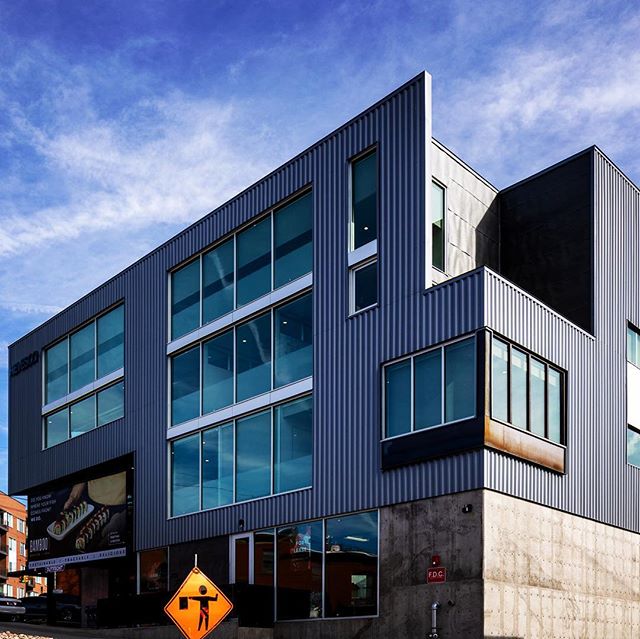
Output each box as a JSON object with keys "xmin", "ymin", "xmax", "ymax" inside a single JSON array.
[
  {"xmin": 7, "ymin": 71, "xmax": 640, "ymax": 637},
  {"xmin": 0, "ymin": 492, "xmax": 47, "ymax": 598}
]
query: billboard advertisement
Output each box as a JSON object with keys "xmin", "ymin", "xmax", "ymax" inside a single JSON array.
[{"xmin": 28, "ymin": 470, "xmax": 129, "ymax": 570}]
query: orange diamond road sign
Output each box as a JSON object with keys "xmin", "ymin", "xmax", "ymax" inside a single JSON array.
[{"xmin": 164, "ymin": 567, "xmax": 233, "ymax": 639}]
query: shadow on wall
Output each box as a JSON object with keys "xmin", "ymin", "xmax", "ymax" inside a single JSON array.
[{"xmin": 474, "ymin": 193, "xmax": 500, "ymax": 272}]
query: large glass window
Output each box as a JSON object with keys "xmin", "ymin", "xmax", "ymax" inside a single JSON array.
[
  {"xmin": 203, "ymin": 238, "xmax": 234, "ymax": 324},
  {"xmin": 491, "ymin": 336, "xmax": 564, "ymax": 444},
  {"xmin": 253, "ymin": 530, "xmax": 275, "ymax": 587},
  {"xmin": 351, "ymin": 151, "xmax": 377, "ymax": 250},
  {"xmin": 45, "ymin": 409, "xmax": 68, "ymax": 447},
  {"xmin": 171, "ymin": 259, "xmax": 200, "ymax": 340},
  {"xmin": 236, "ymin": 313, "xmax": 271, "ymax": 402},
  {"xmin": 237, "ymin": 217, "xmax": 272, "ymax": 307},
  {"xmin": 202, "ymin": 422, "xmax": 234, "ymax": 509},
  {"xmin": 325, "ymin": 511, "xmax": 378, "ymax": 618},
  {"xmin": 275, "ymin": 294, "xmax": 313, "ymax": 388},
  {"xmin": 236, "ymin": 411, "xmax": 272, "ymax": 501},
  {"xmin": 432, "ymin": 181, "xmax": 445, "ymax": 271},
  {"xmin": 70, "ymin": 395, "xmax": 96, "ymax": 437},
  {"xmin": 97, "ymin": 305, "xmax": 124, "ymax": 377},
  {"xmin": 274, "ymin": 396, "xmax": 312, "ymax": 493},
  {"xmin": 171, "ymin": 347, "xmax": 200, "ymax": 426},
  {"xmin": 277, "ymin": 521, "xmax": 323, "ymax": 620},
  {"xmin": 384, "ymin": 336, "xmax": 476, "ymax": 438},
  {"xmin": 170, "ymin": 292, "xmax": 312, "ymax": 425},
  {"xmin": 202, "ymin": 330, "xmax": 234, "ymax": 414},
  {"xmin": 170, "ymin": 395, "xmax": 312, "ymax": 515},
  {"xmin": 45, "ymin": 340, "xmax": 68, "ymax": 403},
  {"xmin": 97, "ymin": 382, "xmax": 124, "ymax": 426},
  {"xmin": 352, "ymin": 260, "xmax": 377, "ymax": 313},
  {"xmin": 171, "ymin": 433, "xmax": 200, "ymax": 516},
  {"xmin": 44, "ymin": 305, "xmax": 124, "ymax": 404},
  {"xmin": 274, "ymin": 192, "xmax": 313, "ymax": 288},
  {"xmin": 139, "ymin": 548, "xmax": 168, "ymax": 594}
]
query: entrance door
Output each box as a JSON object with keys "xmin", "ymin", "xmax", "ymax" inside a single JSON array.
[{"xmin": 229, "ymin": 533, "xmax": 253, "ymax": 584}]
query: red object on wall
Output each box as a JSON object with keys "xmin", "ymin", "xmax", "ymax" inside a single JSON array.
[{"xmin": 426, "ymin": 567, "xmax": 447, "ymax": 583}]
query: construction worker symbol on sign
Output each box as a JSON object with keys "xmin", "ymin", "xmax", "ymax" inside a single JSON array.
[
  {"xmin": 180, "ymin": 585, "xmax": 218, "ymax": 631},
  {"xmin": 165, "ymin": 566, "xmax": 233, "ymax": 639}
]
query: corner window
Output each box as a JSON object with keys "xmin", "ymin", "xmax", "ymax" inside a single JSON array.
[
  {"xmin": 169, "ymin": 395, "xmax": 312, "ymax": 516},
  {"xmin": 627, "ymin": 324, "xmax": 640, "ymax": 466},
  {"xmin": 490, "ymin": 336, "xmax": 564, "ymax": 444},
  {"xmin": 170, "ymin": 190, "xmax": 312, "ymax": 341},
  {"xmin": 170, "ymin": 292, "xmax": 312, "ymax": 426},
  {"xmin": 384, "ymin": 336, "xmax": 476, "ymax": 439},
  {"xmin": 431, "ymin": 181, "xmax": 445, "ymax": 271}
]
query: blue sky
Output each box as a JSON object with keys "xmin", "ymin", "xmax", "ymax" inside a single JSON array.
[{"xmin": 1, "ymin": 0, "xmax": 639, "ymax": 493}]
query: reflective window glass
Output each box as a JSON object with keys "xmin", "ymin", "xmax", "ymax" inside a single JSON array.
[
  {"xmin": 351, "ymin": 152, "xmax": 377, "ymax": 249},
  {"xmin": 70, "ymin": 395, "xmax": 96, "ymax": 437},
  {"xmin": 510, "ymin": 347, "xmax": 528, "ymax": 429},
  {"xmin": 432, "ymin": 181, "xmax": 445, "ymax": 271},
  {"xmin": 203, "ymin": 239, "xmax": 234, "ymax": 324},
  {"xmin": 235, "ymin": 411, "xmax": 271, "ymax": 501},
  {"xmin": 628, "ymin": 427, "xmax": 640, "ymax": 467},
  {"xmin": 274, "ymin": 397, "xmax": 312, "ymax": 493},
  {"xmin": 45, "ymin": 408, "xmax": 68, "ymax": 447},
  {"xmin": 530, "ymin": 358, "xmax": 546, "ymax": 437},
  {"xmin": 236, "ymin": 313, "xmax": 271, "ymax": 402},
  {"xmin": 203, "ymin": 330, "xmax": 234, "ymax": 414},
  {"xmin": 97, "ymin": 382, "xmax": 124, "ymax": 426},
  {"xmin": 628, "ymin": 326, "xmax": 640, "ymax": 368},
  {"xmin": 254, "ymin": 530, "xmax": 275, "ymax": 587},
  {"xmin": 139, "ymin": 548, "xmax": 168, "ymax": 594},
  {"xmin": 97, "ymin": 305, "xmax": 124, "ymax": 378},
  {"xmin": 277, "ymin": 521, "xmax": 323, "ymax": 620},
  {"xmin": 171, "ymin": 260, "xmax": 200, "ymax": 340},
  {"xmin": 237, "ymin": 217, "xmax": 271, "ymax": 306},
  {"xmin": 46, "ymin": 340, "xmax": 68, "ymax": 403},
  {"xmin": 385, "ymin": 360, "xmax": 411, "ymax": 438},
  {"xmin": 274, "ymin": 192, "xmax": 313, "ymax": 288},
  {"xmin": 325, "ymin": 511, "xmax": 378, "ymax": 617},
  {"xmin": 274, "ymin": 293, "xmax": 312, "ymax": 388},
  {"xmin": 70, "ymin": 324, "xmax": 95, "ymax": 392},
  {"xmin": 202, "ymin": 423, "xmax": 234, "ymax": 509},
  {"xmin": 444, "ymin": 338, "xmax": 475, "ymax": 422},
  {"xmin": 354, "ymin": 261, "xmax": 377, "ymax": 312},
  {"xmin": 171, "ymin": 433, "xmax": 200, "ymax": 516},
  {"xmin": 415, "ymin": 349, "xmax": 442, "ymax": 429},
  {"xmin": 171, "ymin": 347, "xmax": 200, "ymax": 425},
  {"xmin": 548, "ymin": 368, "xmax": 562, "ymax": 443},
  {"xmin": 491, "ymin": 338, "xmax": 509, "ymax": 423}
]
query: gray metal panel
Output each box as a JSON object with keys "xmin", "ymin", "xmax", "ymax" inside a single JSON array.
[{"xmin": 10, "ymin": 72, "xmax": 492, "ymax": 551}]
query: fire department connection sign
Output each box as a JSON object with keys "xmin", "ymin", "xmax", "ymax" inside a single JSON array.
[{"xmin": 164, "ymin": 567, "xmax": 233, "ymax": 639}]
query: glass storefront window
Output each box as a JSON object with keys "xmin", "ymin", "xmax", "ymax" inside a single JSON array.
[{"xmin": 139, "ymin": 548, "xmax": 168, "ymax": 594}]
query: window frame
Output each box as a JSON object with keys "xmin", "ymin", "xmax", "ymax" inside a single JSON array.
[
  {"xmin": 381, "ymin": 334, "xmax": 477, "ymax": 441},
  {"xmin": 489, "ymin": 334, "xmax": 566, "ymax": 445},
  {"xmin": 348, "ymin": 146, "xmax": 379, "ymax": 254},
  {"xmin": 168, "ymin": 187, "xmax": 313, "ymax": 343},
  {"xmin": 431, "ymin": 178, "xmax": 447, "ymax": 274},
  {"xmin": 626, "ymin": 322, "xmax": 640, "ymax": 468},
  {"xmin": 349, "ymin": 257, "xmax": 378, "ymax": 317},
  {"xmin": 168, "ymin": 393, "xmax": 313, "ymax": 518}
]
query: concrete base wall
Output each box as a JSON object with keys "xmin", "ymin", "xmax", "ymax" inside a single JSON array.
[{"xmin": 483, "ymin": 490, "xmax": 640, "ymax": 639}]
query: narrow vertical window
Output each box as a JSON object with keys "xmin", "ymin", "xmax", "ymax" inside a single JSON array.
[
  {"xmin": 274, "ymin": 396, "xmax": 312, "ymax": 493},
  {"xmin": 97, "ymin": 305, "xmax": 124, "ymax": 377},
  {"xmin": 235, "ymin": 410, "xmax": 271, "ymax": 501},
  {"xmin": 510, "ymin": 347, "xmax": 528, "ymax": 429},
  {"xmin": 385, "ymin": 360, "xmax": 412, "ymax": 437},
  {"xmin": 274, "ymin": 192, "xmax": 313, "ymax": 288},
  {"xmin": 529, "ymin": 358, "xmax": 546, "ymax": 437},
  {"xmin": 171, "ymin": 259, "xmax": 200, "ymax": 340},
  {"xmin": 274, "ymin": 293, "xmax": 313, "ymax": 388},
  {"xmin": 171, "ymin": 347, "xmax": 200, "ymax": 426},
  {"xmin": 171, "ymin": 433, "xmax": 200, "ymax": 516},
  {"xmin": 351, "ymin": 151, "xmax": 377, "ymax": 250},
  {"xmin": 547, "ymin": 368, "xmax": 562, "ymax": 443},
  {"xmin": 444, "ymin": 338, "xmax": 475, "ymax": 422},
  {"xmin": 627, "ymin": 324, "xmax": 640, "ymax": 465},
  {"xmin": 491, "ymin": 338, "xmax": 509, "ymax": 423},
  {"xmin": 70, "ymin": 324, "xmax": 95, "ymax": 392},
  {"xmin": 202, "ymin": 423, "xmax": 234, "ymax": 509},
  {"xmin": 431, "ymin": 181, "xmax": 445, "ymax": 271},
  {"xmin": 236, "ymin": 313, "xmax": 271, "ymax": 402},
  {"xmin": 202, "ymin": 330, "xmax": 234, "ymax": 414},
  {"xmin": 236, "ymin": 217, "xmax": 271, "ymax": 307},
  {"xmin": 203, "ymin": 238, "xmax": 234, "ymax": 324},
  {"xmin": 46, "ymin": 339, "xmax": 68, "ymax": 403},
  {"xmin": 253, "ymin": 530, "xmax": 275, "ymax": 587},
  {"xmin": 352, "ymin": 260, "xmax": 377, "ymax": 313},
  {"xmin": 414, "ymin": 350, "xmax": 442, "ymax": 429}
]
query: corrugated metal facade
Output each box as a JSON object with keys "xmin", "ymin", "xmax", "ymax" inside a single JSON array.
[{"xmin": 9, "ymin": 73, "xmax": 640, "ymax": 554}]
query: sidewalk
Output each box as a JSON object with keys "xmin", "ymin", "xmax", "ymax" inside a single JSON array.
[{"xmin": 0, "ymin": 622, "xmax": 182, "ymax": 639}]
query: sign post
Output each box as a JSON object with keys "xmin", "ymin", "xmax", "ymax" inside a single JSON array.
[{"xmin": 164, "ymin": 566, "xmax": 233, "ymax": 639}]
